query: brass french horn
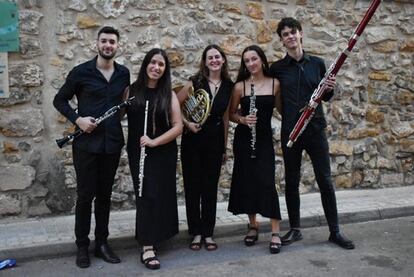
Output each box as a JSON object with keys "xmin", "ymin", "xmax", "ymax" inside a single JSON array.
[{"xmin": 174, "ymin": 85, "xmax": 211, "ymax": 126}]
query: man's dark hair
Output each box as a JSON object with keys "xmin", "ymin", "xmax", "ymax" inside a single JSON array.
[
  {"xmin": 97, "ymin": 26, "xmax": 120, "ymax": 41},
  {"xmin": 276, "ymin": 17, "xmax": 302, "ymax": 38}
]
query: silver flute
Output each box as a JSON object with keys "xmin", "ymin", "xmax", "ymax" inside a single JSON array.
[
  {"xmin": 138, "ymin": 100, "xmax": 149, "ymax": 197},
  {"xmin": 249, "ymin": 83, "xmax": 257, "ymax": 159}
]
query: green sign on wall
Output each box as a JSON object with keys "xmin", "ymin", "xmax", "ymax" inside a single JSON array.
[{"xmin": 0, "ymin": 1, "xmax": 19, "ymax": 52}]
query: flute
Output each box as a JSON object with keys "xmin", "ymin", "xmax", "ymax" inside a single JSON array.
[
  {"xmin": 249, "ymin": 83, "xmax": 257, "ymax": 159},
  {"xmin": 55, "ymin": 96, "xmax": 135, "ymax": 148},
  {"xmin": 138, "ymin": 100, "xmax": 149, "ymax": 197}
]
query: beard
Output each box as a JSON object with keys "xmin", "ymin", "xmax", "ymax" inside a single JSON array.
[{"xmin": 98, "ymin": 48, "xmax": 116, "ymax": 60}]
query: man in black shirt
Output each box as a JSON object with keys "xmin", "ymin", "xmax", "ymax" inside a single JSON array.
[
  {"xmin": 269, "ymin": 17, "xmax": 354, "ymax": 250},
  {"xmin": 53, "ymin": 26, "xmax": 130, "ymax": 268}
]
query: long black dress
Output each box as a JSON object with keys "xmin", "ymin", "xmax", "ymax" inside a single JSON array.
[
  {"xmin": 228, "ymin": 81, "xmax": 281, "ymax": 219},
  {"xmin": 127, "ymin": 87, "xmax": 179, "ymax": 245},
  {"xmin": 181, "ymin": 77, "xmax": 233, "ymax": 237}
]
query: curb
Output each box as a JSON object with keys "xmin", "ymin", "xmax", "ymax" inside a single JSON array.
[{"xmin": 2, "ymin": 205, "xmax": 413, "ymax": 263}]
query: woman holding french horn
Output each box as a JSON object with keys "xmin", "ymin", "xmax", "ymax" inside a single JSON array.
[
  {"xmin": 177, "ymin": 45, "xmax": 233, "ymax": 251},
  {"xmin": 125, "ymin": 48, "xmax": 182, "ymax": 270},
  {"xmin": 228, "ymin": 45, "xmax": 283, "ymax": 254}
]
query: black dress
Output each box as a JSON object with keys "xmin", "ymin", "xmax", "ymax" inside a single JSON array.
[
  {"xmin": 228, "ymin": 81, "xmax": 281, "ymax": 219},
  {"xmin": 181, "ymin": 77, "xmax": 233, "ymax": 237},
  {"xmin": 127, "ymin": 87, "xmax": 179, "ymax": 245}
]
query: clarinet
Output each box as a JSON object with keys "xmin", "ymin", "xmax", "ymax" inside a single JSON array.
[
  {"xmin": 138, "ymin": 100, "xmax": 149, "ymax": 197},
  {"xmin": 286, "ymin": 0, "xmax": 381, "ymax": 148},
  {"xmin": 55, "ymin": 96, "xmax": 135, "ymax": 148},
  {"xmin": 249, "ymin": 83, "xmax": 258, "ymax": 159}
]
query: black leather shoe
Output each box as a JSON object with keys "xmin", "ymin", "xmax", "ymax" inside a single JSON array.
[
  {"xmin": 329, "ymin": 232, "xmax": 355, "ymax": 250},
  {"xmin": 281, "ymin": 229, "xmax": 303, "ymax": 246},
  {"xmin": 95, "ymin": 243, "xmax": 121, "ymax": 263},
  {"xmin": 76, "ymin": 247, "xmax": 90, "ymax": 268}
]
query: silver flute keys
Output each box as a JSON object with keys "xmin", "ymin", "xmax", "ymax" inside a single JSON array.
[
  {"xmin": 138, "ymin": 100, "xmax": 149, "ymax": 197},
  {"xmin": 249, "ymin": 83, "xmax": 257, "ymax": 159}
]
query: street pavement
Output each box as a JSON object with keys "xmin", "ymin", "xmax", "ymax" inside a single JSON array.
[
  {"xmin": 4, "ymin": 216, "xmax": 414, "ymax": 276},
  {"xmin": 0, "ymin": 185, "xmax": 413, "ymax": 264}
]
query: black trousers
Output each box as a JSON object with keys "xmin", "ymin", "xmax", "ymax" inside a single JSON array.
[
  {"xmin": 281, "ymin": 128, "xmax": 339, "ymax": 233},
  {"xmin": 72, "ymin": 146, "xmax": 121, "ymax": 248},
  {"xmin": 181, "ymin": 135, "xmax": 223, "ymax": 237}
]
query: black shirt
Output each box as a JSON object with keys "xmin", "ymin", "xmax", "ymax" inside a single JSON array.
[
  {"xmin": 269, "ymin": 52, "xmax": 333, "ymax": 134},
  {"xmin": 53, "ymin": 56, "xmax": 130, "ymax": 153}
]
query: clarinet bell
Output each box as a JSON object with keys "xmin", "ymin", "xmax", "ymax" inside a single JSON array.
[{"xmin": 56, "ymin": 137, "xmax": 71, "ymax": 148}]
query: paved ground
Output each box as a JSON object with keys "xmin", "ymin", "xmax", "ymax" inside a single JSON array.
[
  {"xmin": 4, "ymin": 216, "xmax": 414, "ymax": 276},
  {"xmin": 0, "ymin": 185, "xmax": 413, "ymax": 263}
]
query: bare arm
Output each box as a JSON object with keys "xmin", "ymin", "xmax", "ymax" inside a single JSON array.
[
  {"xmin": 274, "ymin": 79, "xmax": 282, "ymax": 115},
  {"xmin": 176, "ymin": 81, "xmax": 192, "ymax": 105},
  {"xmin": 229, "ymin": 82, "xmax": 257, "ymax": 126},
  {"xmin": 140, "ymin": 92, "xmax": 183, "ymax": 147}
]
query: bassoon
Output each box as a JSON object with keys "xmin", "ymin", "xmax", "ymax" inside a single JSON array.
[{"xmin": 286, "ymin": 0, "xmax": 381, "ymax": 147}]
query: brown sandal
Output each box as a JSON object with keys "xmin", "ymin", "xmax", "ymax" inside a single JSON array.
[
  {"xmin": 189, "ymin": 235, "xmax": 202, "ymax": 251},
  {"xmin": 140, "ymin": 248, "xmax": 160, "ymax": 270},
  {"xmin": 204, "ymin": 237, "xmax": 218, "ymax": 251}
]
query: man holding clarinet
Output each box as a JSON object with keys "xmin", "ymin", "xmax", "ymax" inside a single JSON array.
[
  {"xmin": 53, "ymin": 26, "xmax": 130, "ymax": 268},
  {"xmin": 270, "ymin": 17, "xmax": 355, "ymax": 250}
]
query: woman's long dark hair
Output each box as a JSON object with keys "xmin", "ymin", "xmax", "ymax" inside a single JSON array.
[
  {"xmin": 236, "ymin": 45, "xmax": 271, "ymax": 83},
  {"xmin": 192, "ymin": 44, "xmax": 231, "ymax": 86},
  {"xmin": 130, "ymin": 48, "xmax": 172, "ymax": 131}
]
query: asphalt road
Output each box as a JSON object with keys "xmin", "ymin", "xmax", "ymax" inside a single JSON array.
[{"xmin": 4, "ymin": 216, "xmax": 414, "ymax": 277}]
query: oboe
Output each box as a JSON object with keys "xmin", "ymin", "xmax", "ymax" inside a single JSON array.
[
  {"xmin": 138, "ymin": 100, "xmax": 149, "ymax": 197},
  {"xmin": 249, "ymin": 83, "xmax": 258, "ymax": 159},
  {"xmin": 55, "ymin": 96, "xmax": 135, "ymax": 148}
]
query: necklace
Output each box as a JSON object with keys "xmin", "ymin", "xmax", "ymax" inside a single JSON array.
[{"xmin": 208, "ymin": 78, "xmax": 222, "ymax": 95}]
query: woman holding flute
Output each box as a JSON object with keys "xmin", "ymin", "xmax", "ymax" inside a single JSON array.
[{"xmin": 125, "ymin": 48, "xmax": 183, "ymax": 270}]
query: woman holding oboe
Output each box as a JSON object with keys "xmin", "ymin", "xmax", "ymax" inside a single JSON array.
[
  {"xmin": 228, "ymin": 45, "xmax": 283, "ymax": 254},
  {"xmin": 125, "ymin": 48, "xmax": 183, "ymax": 270},
  {"xmin": 177, "ymin": 45, "xmax": 233, "ymax": 251}
]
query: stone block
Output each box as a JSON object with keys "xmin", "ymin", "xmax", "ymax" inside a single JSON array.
[
  {"xmin": 329, "ymin": 141, "xmax": 353, "ymax": 156},
  {"xmin": 246, "ymin": 2, "xmax": 264, "ymax": 19},
  {"xmin": 76, "ymin": 15, "xmax": 101, "ymax": 29},
  {"xmin": 365, "ymin": 27, "xmax": 397, "ymax": 44},
  {"xmin": 0, "ymin": 194, "xmax": 21, "ymax": 215},
  {"xmin": 90, "ymin": 0, "xmax": 128, "ymax": 18},
  {"xmin": 0, "ymin": 165, "xmax": 35, "ymax": 191},
  {"xmin": 19, "ymin": 10, "xmax": 43, "ymax": 35},
  {"xmin": 0, "ymin": 107, "xmax": 44, "ymax": 137}
]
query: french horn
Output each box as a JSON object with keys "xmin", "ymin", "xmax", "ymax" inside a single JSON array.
[{"xmin": 174, "ymin": 85, "xmax": 211, "ymax": 126}]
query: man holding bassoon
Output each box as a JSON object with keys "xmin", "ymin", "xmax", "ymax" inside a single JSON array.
[
  {"xmin": 270, "ymin": 0, "xmax": 380, "ymax": 249},
  {"xmin": 53, "ymin": 26, "xmax": 130, "ymax": 267},
  {"xmin": 269, "ymin": 17, "xmax": 356, "ymax": 250}
]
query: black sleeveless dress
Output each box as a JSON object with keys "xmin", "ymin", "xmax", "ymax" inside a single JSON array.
[
  {"xmin": 228, "ymin": 82, "xmax": 281, "ymax": 219},
  {"xmin": 126, "ymin": 87, "xmax": 179, "ymax": 245}
]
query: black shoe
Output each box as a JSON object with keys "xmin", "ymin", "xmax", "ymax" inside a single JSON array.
[
  {"xmin": 76, "ymin": 247, "xmax": 90, "ymax": 268},
  {"xmin": 329, "ymin": 232, "xmax": 355, "ymax": 250},
  {"xmin": 281, "ymin": 229, "xmax": 303, "ymax": 246},
  {"xmin": 95, "ymin": 243, "xmax": 121, "ymax": 263}
]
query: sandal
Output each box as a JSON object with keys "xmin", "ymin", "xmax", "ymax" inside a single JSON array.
[
  {"xmin": 204, "ymin": 237, "xmax": 218, "ymax": 251},
  {"xmin": 269, "ymin": 233, "xmax": 282, "ymax": 254},
  {"xmin": 140, "ymin": 248, "xmax": 160, "ymax": 270},
  {"xmin": 189, "ymin": 235, "xmax": 202, "ymax": 251},
  {"xmin": 244, "ymin": 224, "xmax": 259, "ymax": 246}
]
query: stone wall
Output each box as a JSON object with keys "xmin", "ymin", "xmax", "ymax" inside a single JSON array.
[{"xmin": 0, "ymin": 0, "xmax": 413, "ymax": 218}]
